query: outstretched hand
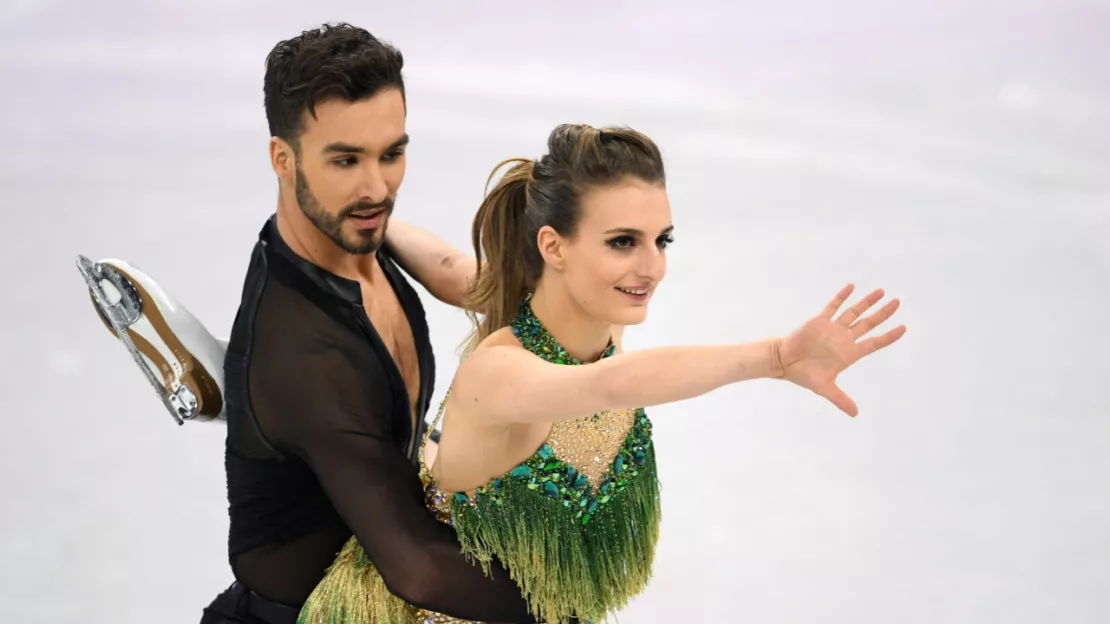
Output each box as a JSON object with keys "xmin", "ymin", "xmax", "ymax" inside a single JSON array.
[{"xmin": 776, "ymin": 284, "xmax": 906, "ymax": 417}]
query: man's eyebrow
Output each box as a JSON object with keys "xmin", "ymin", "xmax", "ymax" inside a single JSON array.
[
  {"xmin": 322, "ymin": 134, "xmax": 409, "ymax": 155},
  {"xmin": 387, "ymin": 134, "xmax": 410, "ymax": 151},
  {"xmin": 322, "ymin": 142, "xmax": 365, "ymax": 155}
]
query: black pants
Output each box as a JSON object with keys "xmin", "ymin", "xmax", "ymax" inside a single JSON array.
[{"xmin": 199, "ymin": 582, "xmax": 302, "ymax": 624}]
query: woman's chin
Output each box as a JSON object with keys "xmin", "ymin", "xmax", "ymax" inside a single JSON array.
[{"xmin": 608, "ymin": 306, "xmax": 649, "ymax": 327}]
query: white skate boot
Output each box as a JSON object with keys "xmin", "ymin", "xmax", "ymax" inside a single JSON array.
[{"xmin": 76, "ymin": 255, "xmax": 227, "ymax": 426}]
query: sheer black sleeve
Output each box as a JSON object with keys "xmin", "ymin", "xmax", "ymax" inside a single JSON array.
[{"xmin": 252, "ymin": 332, "xmax": 539, "ymax": 623}]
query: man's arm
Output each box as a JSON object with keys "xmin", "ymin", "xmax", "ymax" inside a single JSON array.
[
  {"xmin": 385, "ymin": 219, "xmax": 478, "ymax": 309},
  {"xmin": 255, "ymin": 339, "xmax": 538, "ymax": 622}
]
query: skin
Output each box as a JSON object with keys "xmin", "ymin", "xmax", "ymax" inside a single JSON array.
[
  {"xmin": 429, "ymin": 179, "xmax": 677, "ymax": 492},
  {"xmin": 265, "ymin": 98, "xmax": 907, "ymax": 493},
  {"xmin": 270, "ymin": 87, "xmax": 409, "ymax": 270},
  {"xmin": 269, "ymin": 86, "xmax": 423, "ymax": 426},
  {"xmin": 423, "ymin": 183, "xmax": 906, "ymax": 491},
  {"xmin": 529, "ymin": 178, "xmax": 674, "ymax": 362}
]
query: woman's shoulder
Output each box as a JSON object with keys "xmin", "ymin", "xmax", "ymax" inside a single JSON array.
[
  {"xmin": 454, "ymin": 327, "xmax": 530, "ymax": 383},
  {"xmin": 465, "ymin": 326, "xmax": 527, "ymax": 357}
]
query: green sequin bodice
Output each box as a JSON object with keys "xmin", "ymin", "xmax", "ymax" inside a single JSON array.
[
  {"xmin": 424, "ymin": 296, "xmax": 656, "ymax": 524},
  {"xmin": 419, "ymin": 296, "xmax": 661, "ymax": 624}
]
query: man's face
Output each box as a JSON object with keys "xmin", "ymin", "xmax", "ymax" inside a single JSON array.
[{"xmin": 290, "ymin": 87, "xmax": 408, "ymax": 255}]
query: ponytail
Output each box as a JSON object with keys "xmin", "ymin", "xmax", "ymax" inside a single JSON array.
[
  {"xmin": 459, "ymin": 124, "xmax": 666, "ymax": 357},
  {"xmin": 461, "ymin": 158, "xmax": 536, "ymax": 356}
]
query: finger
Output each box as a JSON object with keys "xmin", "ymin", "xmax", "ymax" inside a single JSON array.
[
  {"xmin": 857, "ymin": 324, "xmax": 907, "ymax": 357},
  {"xmin": 820, "ymin": 283, "xmax": 855, "ymax": 319},
  {"xmin": 821, "ymin": 383, "xmax": 858, "ymax": 417},
  {"xmin": 851, "ymin": 298, "xmax": 900, "ymax": 337},
  {"xmin": 836, "ymin": 288, "xmax": 885, "ymax": 326}
]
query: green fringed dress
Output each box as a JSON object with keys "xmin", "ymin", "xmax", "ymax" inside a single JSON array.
[{"xmin": 298, "ymin": 296, "xmax": 662, "ymax": 624}]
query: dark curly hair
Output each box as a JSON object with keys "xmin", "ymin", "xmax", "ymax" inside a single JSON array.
[{"xmin": 263, "ymin": 23, "xmax": 405, "ymax": 151}]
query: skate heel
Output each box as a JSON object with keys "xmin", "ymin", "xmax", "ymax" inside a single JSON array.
[{"xmin": 76, "ymin": 254, "xmax": 226, "ymax": 426}]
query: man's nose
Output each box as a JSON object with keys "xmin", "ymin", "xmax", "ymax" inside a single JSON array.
[{"xmin": 357, "ymin": 162, "xmax": 389, "ymax": 204}]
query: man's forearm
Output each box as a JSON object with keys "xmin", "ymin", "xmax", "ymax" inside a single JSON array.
[
  {"xmin": 301, "ymin": 435, "xmax": 539, "ymax": 622},
  {"xmin": 385, "ymin": 219, "xmax": 477, "ymax": 309}
]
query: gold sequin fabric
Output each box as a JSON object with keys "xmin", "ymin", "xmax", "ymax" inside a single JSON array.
[
  {"xmin": 412, "ymin": 608, "xmax": 482, "ymax": 624},
  {"xmin": 421, "ymin": 461, "xmax": 454, "ymax": 524},
  {"xmin": 546, "ymin": 408, "xmax": 636, "ymax": 489}
]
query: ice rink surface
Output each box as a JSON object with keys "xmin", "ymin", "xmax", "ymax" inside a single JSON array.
[{"xmin": 1, "ymin": 1, "xmax": 1108, "ymax": 622}]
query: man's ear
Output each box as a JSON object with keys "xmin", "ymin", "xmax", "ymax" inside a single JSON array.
[{"xmin": 270, "ymin": 136, "xmax": 296, "ymax": 180}]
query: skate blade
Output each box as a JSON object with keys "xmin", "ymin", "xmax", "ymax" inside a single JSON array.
[{"xmin": 77, "ymin": 255, "xmax": 222, "ymax": 426}]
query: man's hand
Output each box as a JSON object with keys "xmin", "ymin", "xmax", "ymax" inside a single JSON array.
[{"xmin": 385, "ymin": 219, "xmax": 479, "ymax": 310}]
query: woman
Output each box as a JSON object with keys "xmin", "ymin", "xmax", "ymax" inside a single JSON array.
[{"xmin": 297, "ymin": 123, "xmax": 906, "ymax": 624}]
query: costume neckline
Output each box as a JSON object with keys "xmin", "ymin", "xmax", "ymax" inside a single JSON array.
[{"xmin": 510, "ymin": 293, "xmax": 615, "ymax": 366}]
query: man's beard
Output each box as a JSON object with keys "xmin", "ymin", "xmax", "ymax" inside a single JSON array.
[{"xmin": 295, "ymin": 164, "xmax": 393, "ymax": 255}]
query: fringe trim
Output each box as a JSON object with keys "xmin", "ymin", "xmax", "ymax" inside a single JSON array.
[
  {"xmin": 295, "ymin": 448, "xmax": 661, "ymax": 624},
  {"xmin": 296, "ymin": 536, "xmax": 418, "ymax": 624},
  {"xmin": 451, "ymin": 449, "xmax": 661, "ymax": 624}
]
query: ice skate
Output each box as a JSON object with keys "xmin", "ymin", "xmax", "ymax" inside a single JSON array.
[{"xmin": 76, "ymin": 255, "xmax": 227, "ymax": 426}]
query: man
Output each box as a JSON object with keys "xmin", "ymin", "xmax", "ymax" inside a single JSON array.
[{"xmin": 188, "ymin": 23, "xmax": 538, "ymax": 623}]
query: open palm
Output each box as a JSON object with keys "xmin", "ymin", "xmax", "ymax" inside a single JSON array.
[{"xmin": 778, "ymin": 284, "xmax": 906, "ymax": 417}]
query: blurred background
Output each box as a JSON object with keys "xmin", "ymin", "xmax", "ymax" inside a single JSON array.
[{"xmin": 1, "ymin": 0, "xmax": 1108, "ymax": 622}]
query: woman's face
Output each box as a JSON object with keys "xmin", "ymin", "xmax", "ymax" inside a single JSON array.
[{"xmin": 543, "ymin": 178, "xmax": 673, "ymax": 327}]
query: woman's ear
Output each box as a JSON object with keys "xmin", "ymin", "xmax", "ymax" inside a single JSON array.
[{"xmin": 536, "ymin": 225, "xmax": 567, "ymax": 272}]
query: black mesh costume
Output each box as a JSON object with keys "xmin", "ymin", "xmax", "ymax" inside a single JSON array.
[{"xmin": 201, "ymin": 215, "xmax": 537, "ymax": 624}]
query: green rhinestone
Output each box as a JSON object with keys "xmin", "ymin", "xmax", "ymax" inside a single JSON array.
[
  {"xmin": 544, "ymin": 481, "xmax": 560, "ymax": 499},
  {"xmin": 588, "ymin": 499, "xmax": 599, "ymax": 514},
  {"xmin": 599, "ymin": 495, "xmax": 610, "ymax": 504},
  {"xmin": 581, "ymin": 513, "xmax": 592, "ymax": 525},
  {"xmin": 510, "ymin": 465, "xmax": 532, "ymax": 479},
  {"xmin": 537, "ymin": 444, "xmax": 555, "ymax": 460},
  {"xmin": 614, "ymin": 455, "xmax": 624, "ymax": 475},
  {"xmin": 453, "ymin": 493, "xmax": 469, "ymax": 504}
]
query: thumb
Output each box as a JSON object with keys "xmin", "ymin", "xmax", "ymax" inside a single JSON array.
[{"xmin": 818, "ymin": 382, "xmax": 858, "ymax": 417}]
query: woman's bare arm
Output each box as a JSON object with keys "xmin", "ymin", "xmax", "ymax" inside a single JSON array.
[{"xmin": 452, "ymin": 339, "xmax": 783, "ymax": 424}]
